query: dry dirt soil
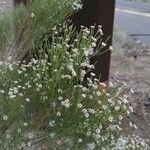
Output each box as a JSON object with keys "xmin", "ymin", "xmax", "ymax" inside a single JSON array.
[{"xmin": 110, "ymin": 40, "xmax": 150, "ymax": 143}]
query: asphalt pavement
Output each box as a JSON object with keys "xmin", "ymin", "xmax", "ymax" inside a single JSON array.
[{"xmin": 115, "ymin": 0, "xmax": 150, "ymax": 46}]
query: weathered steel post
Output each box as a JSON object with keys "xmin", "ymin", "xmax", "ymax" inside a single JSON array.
[{"xmin": 71, "ymin": 0, "xmax": 116, "ymax": 82}]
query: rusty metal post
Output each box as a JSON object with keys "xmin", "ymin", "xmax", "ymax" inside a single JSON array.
[{"xmin": 71, "ymin": 0, "xmax": 116, "ymax": 82}]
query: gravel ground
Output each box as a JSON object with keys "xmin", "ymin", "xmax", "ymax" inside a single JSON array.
[
  {"xmin": 0, "ymin": 0, "xmax": 12, "ymax": 14},
  {"xmin": 111, "ymin": 41, "xmax": 150, "ymax": 144}
]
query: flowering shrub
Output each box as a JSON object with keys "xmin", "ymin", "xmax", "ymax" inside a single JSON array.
[{"xmin": 0, "ymin": 24, "xmax": 149, "ymax": 149}]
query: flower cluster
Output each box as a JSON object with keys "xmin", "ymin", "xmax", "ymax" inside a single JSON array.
[{"xmin": 0, "ymin": 24, "xmax": 149, "ymax": 149}]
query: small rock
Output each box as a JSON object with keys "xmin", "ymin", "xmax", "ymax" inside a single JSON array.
[
  {"xmin": 144, "ymin": 101, "xmax": 150, "ymax": 107},
  {"xmin": 144, "ymin": 94, "xmax": 150, "ymax": 107}
]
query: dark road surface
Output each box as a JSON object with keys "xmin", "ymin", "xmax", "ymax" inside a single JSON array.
[{"xmin": 115, "ymin": 0, "xmax": 150, "ymax": 46}]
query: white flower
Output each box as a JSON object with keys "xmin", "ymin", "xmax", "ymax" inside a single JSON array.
[
  {"xmin": 130, "ymin": 89, "xmax": 135, "ymax": 94},
  {"xmin": 126, "ymin": 110, "xmax": 130, "ymax": 115},
  {"xmin": 117, "ymin": 100, "xmax": 122, "ymax": 105},
  {"xmin": 56, "ymin": 112, "xmax": 61, "ymax": 116},
  {"xmin": 25, "ymin": 98, "xmax": 30, "ymax": 102},
  {"xmin": 82, "ymin": 109, "xmax": 87, "ymax": 113},
  {"xmin": 86, "ymin": 131, "xmax": 91, "ymax": 137},
  {"xmin": 72, "ymin": 48, "xmax": 78, "ymax": 53},
  {"xmin": 99, "ymin": 82, "xmax": 107, "ymax": 87},
  {"xmin": 72, "ymin": 71, "xmax": 77, "ymax": 76},
  {"xmin": 122, "ymin": 82, "xmax": 127, "ymax": 86},
  {"xmin": 3, "ymin": 115, "xmax": 8, "ymax": 121},
  {"xmin": 13, "ymin": 88, "xmax": 18, "ymax": 94},
  {"xmin": 101, "ymin": 42, "xmax": 106, "ymax": 47},
  {"xmin": 78, "ymin": 103, "xmax": 82, "ymax": 108},
  {"xmin": 18, "ymin": 70, "xmax": 22, "ymax": 74},
  {"xmin": 27, "ymin": 142, "xmax": 31, "ymax": 147},
  {"xmin": 0, "ymin": 90, "xmax": 5, "ymax": 93},
  {"xmin": 6, "ymin": 133, "xmax": 11, "ymax": 139},
  {"xmin": 106, "ymin": 93, "xmax": 110, "ymax": 97},
  {"xmin": 91, "ymin": 42, "xmax": 96, "ymax": 47},
  {"xmin": 19, "ymin": 93, "xmax": 23, "ymax": 97},
  {"xmin": 58, "ymin": 89, "xmax": 62, "ymax": 93},
  {"xmin": 122, "ymin": 98, "xmax": 128, "ymax": 104},
  {"xmin": 109, "ymin": 46, "xmax": 113, "ymax": 51},
  {"xmin": 49, "ymin": 120, "xmax": 55, "ymax": 127},
  {"xmin": 87, "ymin": 142, "xmax": 96, "ymax": 150},
  {"xmin": 129, "ymin": 121, "xmax": 133, "ymax": 127},
  {"xmin": 85, "ymin": 113, "xmax": 89, "ymax": 118},
  {"xmin": 115, "ymin": 106, "xmax": 120, "ymax": 111},
  {"xmin": 87, "ymin": 47, "xmax": 94, "ymax": 55},
  {"xmin": 28, "ymin": 132, "xmax": 34, "ymax": 139},
  {"xmin": 82, "ymin": 94, "xmax": 86, "ymax": 98},
  {"xmin": 108, "ymin": 98, "xmax": 112, "ymax": 103},
  {"xmin": 9, "ymin": 94, "xmax": 16, "ymax": 99},
  {"xmin": 23, "ymin": 122, "xmax": 28, "ymax": 126},
  {"xmin": 64, "ymin": 103, "xmax": 70, "ymax": 108},
  {"xmin": 78, "ymin": 138, "xmax": 83, "ymax": 143},
  {"xmin": 95, "ymin": 128, "xmax": 101, "ymax": 134},
  {"xmin": 67, "ymin": 63, "xmax": 74, "ymax": 71},
  {"xmin": 61, "ymin": 99, "xmax": 70, "ymax": 108},
  {"xmin": 118, "ymin": 115, "xmax": 123, "ymax": 120},
  {"xmin": 98, "ymin": 100, "xmax": 102, "ymax": 105},
  {"xmin": 82, "ymin": 87, "xmax": 88, "ymax": 92},
  {"xmin": 88, "ymin": 109, "xmax": 95, "ymax": 114},
  {"xmin": 91, "ymin": 37, "xmax": 97, "ymax": 42},
  {"xmin": 102, "ymin": 105, "xmax": 107, "ymax": 110},
  {"xmin": 31, "ymin": 58, "xmax": 38, "ymax": 64},
  {"xmin": 96, "ymin": 91, "xmax": 101, "ymax": 96},
  {"xmin": 129, "ymin": 106, "xmax": 134, "ymax": 112},
  {"xmin": 8, "ymin": 91, "xmax": 13, "ymax": 96},
  {"xmin": 90, "ymin": 72, "xmax": 95, "ymax": 77},
  {"xmin": 21, "ymin": 142, "xmax": 26, "ymax": 148},
  {"xmin": 133, "ymin": 124, "xmax": 138, "ymax": 129},
  {"xmin": 50, "ymin": 133, "xmax": 56, "ymax": 138},
  {"xmin": 8, "ymin": 65, "xmax": 13, "ymax": 71},
  {"xmin": 31, "ymin": 12, "xmax": 35, "ymax": 18},
  {"xmin": 89, "ymin": 95, "xmax": 94, "ymax": 100},
  {"xmin": 58, "ymin": 96, "xmax": 63, "ymax": 101},
  {"xmin": 18, "ymin": 128, "xmax": 22, "ymax": 133},
  {"xmin": 109, "ymin": 82, "xmax": 114, "ymax": 87},
  {"xmin": 35, "ymin": 83, "xmax": 42, "ymax": 88},
  {"xmin": 98, "ymin": 28, "xmax": 103, "ymax": 35},
  {"xmin": 72, "ymin": 1, "xmax": 82, "ymax": 10},
  {"xmin": 108, "ymin": 116, "xmax": 113, "ymax": 122}
]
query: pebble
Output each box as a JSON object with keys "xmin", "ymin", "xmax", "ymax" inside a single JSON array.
[{"xmin": 144, "ymin": 93, "xmax": 150, "ymax": 107}]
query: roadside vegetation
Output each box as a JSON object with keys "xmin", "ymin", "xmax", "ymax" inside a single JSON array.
[{"xmin": 0, "ymin": 0, "xmax": 149, "ymax": 149}]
